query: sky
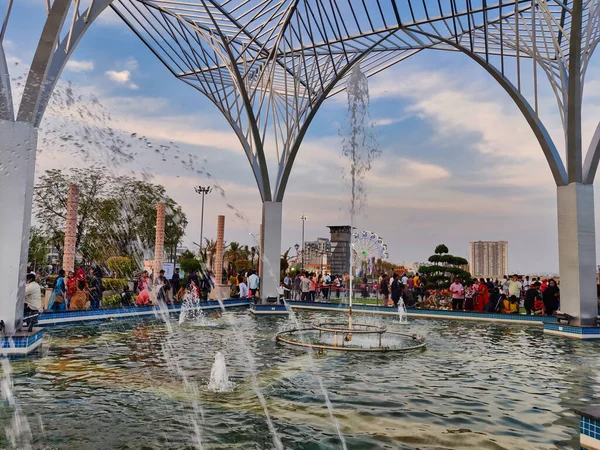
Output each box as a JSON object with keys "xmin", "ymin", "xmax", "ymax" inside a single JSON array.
[{"xmin": 6, "ymin": 1, "xmax": 600, "ymax": 274}]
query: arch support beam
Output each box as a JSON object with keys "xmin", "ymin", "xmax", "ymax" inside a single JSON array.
[{"xmin": 582, "ymin": 121, "xmax": 600, "ymax": 184}]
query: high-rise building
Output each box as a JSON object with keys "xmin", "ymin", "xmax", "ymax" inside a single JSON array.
[
  {"xmin": 303, "ymin": 237, "xmax": 331, "ymax": 269},
  {"xmin": 328, "ymin": 226, "xmax": 352, "ymax": 276},
  {"xmin": 469, "ymin": 241, "xmax": 508, "ymax": 278}
]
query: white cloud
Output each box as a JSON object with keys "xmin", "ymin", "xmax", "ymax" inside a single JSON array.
[
  {"xmin": 129, "ymin": 83, "xmax": 139, "ymax": 90},
  {"xmin": 124, "ymin": 57, "xmax": 139, "ymax": 71},
  {"xmin": 66, "ymin": 59, "xmax": 94, "ymax": 72},
  {"xmin": 105, "ymin": 69, "xmax": 131, "ymax": 84}
]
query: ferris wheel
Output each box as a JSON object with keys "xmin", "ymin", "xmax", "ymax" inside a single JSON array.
[{"xmin": 352, "ymin": 231, "xmax": 389, "ymax": 273}]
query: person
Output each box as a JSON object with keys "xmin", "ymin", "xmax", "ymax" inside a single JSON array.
[
  {"xmin": 300, "ymin": 272, "xmax": 311, "ymax": 301},
  {"xmin": 507, "ymin": 274, "xmax": 522, "ymax": 300},
  {"xmin": 121, "ymin": 285, "xmax": 134, "ymax": 307},
  {"xmin": 171, "ymin": 268, "xmax": 181, "ymax": 296},
  {"xmin": 309, "ymin": 273, "xmax": 317, "ymax": 302},
  {"xmin": 334, "ymin": 275, "xmax": 342, "ymax": 298},
  {"xmin": 390, "ymin": 275, "xmax": 401, "ymax": 307},
  {"xmin": 533, "ymin": 293, "xmax": 546, "ymax": 315},
  {"xmin": 283, "ymin": 274, "xmax": 292, "ymax": 299},
  {"xmin": 65, "ymin": 271, "xmax": 77, "ymax": 309},
  {"xmin": 464, "ymin": 283, "xmax": 475, "ymax": 311},
  {"xmin": 498, "ymin": 294, "xmax": 510, "ymax": 313},
  {"xmin": 293, "ymin": 274, "xmax": 301, "ymax": 300},
  {"xmin": 502, "ymin": 275, "xmax": 510, "ymax": 296},
  {"xmin": 70, "ymin": 275, "xmax": 88, "ymax": 310},
  {"xmin": 188, "ymin": 279, "xmax": 200, "ymax": 299},
  {"xmin": 188, "ymin": 270, "xmax": 199, "ymax": 290},
  {"xmin": 524, "ymin": 282, "xmax": 542, "ymax": 315},
  {"xmin": 407, "ymin": 275, "xmax": 415, "ymax": 290},
  {"xmin": 24, "ymin": 273, "xmax": 42, "ymax": 314},
  {"xmin": 47, "ymin": 269, "xmax": 66, "ymax": 311},
  {"xmin": 361, "ymin": 275, "xmax": 368, "ymax": 298},
  {"xmin": 88, "ymin": 267, "xmax": 103, "ymax": 309},
  {"xmin": 380, "ymin": 274, "xmax": 389, "ymax": 306},
  {"xmin": 238, "ymin": 275, "xmax": 248, "ymax": 298},
  {"xmin": 136, "ymin": 286, "xmax": 151, "ymax": 306},
  {"xmin": 401, "ymin": 274, "xmax": 409, "ymax": 285},
  {"xmin": 543, "ymin": 278, "xmax": 560, "ymax": 315},
  {"xmin": 449, "ymin": 278, "xmax": 464, "ymax": 310},
  {"xmin": 138, "ymin": 271, "xmax": 151, "ymax": 294},
  {"xmin": 322, "ymin": 272, "xmax": 331, "ymax": 299},
  {"xmin": 523, "ymin": 275, "xmax": 531, "ymax": 292},
  {"xmin": 507, "ymin": 295, "xmax": 520, "ymax": 313},
  {"xmin": 475, "ymin": 277, "xmax": 488, "ymax": 312},
  {"xmin": 155, "ymin": 270, "xmax": 170, "ymax": 305},
  {"xmin": 248, "ymin": 270, "xmax": 259, "ymax": 297}
]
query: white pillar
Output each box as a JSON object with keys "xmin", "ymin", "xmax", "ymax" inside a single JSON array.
[
  {"xmin": 0, "ymin": 120, "xmax": 38, "ymax": 333},
  {"xmin": 557, "ymin": 183, "xmax": 597, "ymax": 325},
  {"xmin": 260, "ymin": 201, "xmax": 282, "ymax": 302}
]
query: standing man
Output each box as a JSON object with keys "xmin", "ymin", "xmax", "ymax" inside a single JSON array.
[
  {"xmin": 449, "ymin": 277, "xmax": 465, "ymax": 311},
  {"xmin": 507, "ymin": 274, "xmax": 522, "ymax": 300},
  {"xmin": 171, "ymin": 268, "xmax": 181, "ymax": 300},
  {"xmin": 247, "ymin": 270, "xmax": 259, "ymax": 298},
  {"xmin": 524, "ymin": 281, "xmax": 541, "ymax": 315},
  {"xmin": 322, "ymin": 272, "xmax": 331, "ymax": 300},
  {"xmin": 283, "ymin": 273, "xmax": 292, "ymax": 299},
  {"xmin": 300, "ymin": 272, "xmax": 311, "ymax": 301}
]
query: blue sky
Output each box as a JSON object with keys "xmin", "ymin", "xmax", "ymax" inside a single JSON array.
[{"xmin": 8, "ymin": 1, "xmax": 600, "ymax": 274}]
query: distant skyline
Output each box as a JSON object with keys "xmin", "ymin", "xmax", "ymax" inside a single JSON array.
[{"xmin": 9, "ymin": 2, "xmax": 600, "ymax": 274}]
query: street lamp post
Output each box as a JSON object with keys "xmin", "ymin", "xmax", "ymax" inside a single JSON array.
[
  {"xmin": 300, "ymin": 215, "xmax": 307, "ymax": 271},
  {"xmin": 194, "ymin": 186, "xmax": 212, "ymax": 250}
]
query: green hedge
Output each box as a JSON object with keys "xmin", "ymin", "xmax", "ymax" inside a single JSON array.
[
  {"xmin": 101, "ymin": 293, "xmax": 122, "ymax": 308},
  {"xmin": 102, "ymin": 278, "xmax": 128, "ymax": 291}
]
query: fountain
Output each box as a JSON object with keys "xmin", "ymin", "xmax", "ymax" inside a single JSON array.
[
  {"xmin": 398, "ymin": 298, "xmax": 409, "ymax": 324},
  {"xmin": 207, "ymin": 351, "xmax": 235, "ymax": 393},
  {"xmin": 276, "ymin": 64, "xmax": 425, "ymax": 353}
]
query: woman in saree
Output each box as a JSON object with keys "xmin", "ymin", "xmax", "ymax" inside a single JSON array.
[
  {"xmin": 474, "ymin": 277, "xmax": 488, "ymax": 312},
  {"xmin": 47, "ymin": 270, "xmax": 66, "ymax": 312}
]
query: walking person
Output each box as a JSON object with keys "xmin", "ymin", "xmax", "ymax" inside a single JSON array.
[
  {"xmin": 247, "ymin": 270, "xmax": 259, "ymax": 298},
  {"xmin": 449, "ymin": 278, "xmax": 464, "ymax": 311},
  {"xmin": 380, "ymin": 274, "xmax": 390, "ymax": 306},
  {"xmin": 390, "ymin": 275, "xmax": 401, "ymax": 307}
]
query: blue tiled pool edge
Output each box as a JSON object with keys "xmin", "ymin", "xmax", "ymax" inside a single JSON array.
[
  {"xmin": 0, "ymin": 328, "xmax": 43, "ymax": 356},
  {"xmin": 544, "ymin": 323, "xmax": 600, "ymax": 339},
  {"xmin": 580, "ymin": 409, "xmax": 600, "ymax": 449},
  {"xmin": 38, "ymin": 299, "xmax": 252, "ymax": 326},
  {"xmin": 288, "ymin": 301, "xmax": 557, "ymax": 325}
]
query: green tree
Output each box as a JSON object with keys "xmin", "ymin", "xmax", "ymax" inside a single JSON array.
[
  {"xmin": 107, "ymin": 256, "xmax": 135, "ymax": 277},
  {"xmin": 419, "ymin": 244, "xmax": 471, "ymax": 289},
  {"xmin": 28, "ymin": 226, "xmax": 48, "ymax": 272}
]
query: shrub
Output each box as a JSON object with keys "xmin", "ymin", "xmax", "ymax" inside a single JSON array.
[
  {"xmin": 107, "ymin": 256, "xmax": 136, "ymax": 277},
  {"xmin": 180, "ymin": 257, "xmax": 201, "ymax": 274},
  {"xmin": 101, "ymin": 293, "xmax": 122, "ymax": 309},
  {"xmin": 102, "ymin": 277, "xmax": 128, "ymax": 292}
]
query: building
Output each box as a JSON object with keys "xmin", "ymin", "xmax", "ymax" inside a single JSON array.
[
  {"xmin": 469, "ymin": 241, "xmax": 508, "ymax": 278},
  {"xmin": 303, "ymin": 238, "xmax": 330, "ymax": 273},
  {"xmin": 328, "ymin": 226, "xmax": 352, "ymax": 276}
]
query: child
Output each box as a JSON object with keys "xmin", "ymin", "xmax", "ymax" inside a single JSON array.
[{"xmin": 533, "ymin": 296, "xmax": 546, "ymax": 315}]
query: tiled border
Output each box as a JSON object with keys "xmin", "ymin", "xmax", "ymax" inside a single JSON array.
[
  {"xmin": 580, "ymin": 411, "xmax": 600, "ymax": 449},
  {"xmin": 38, "ymin": 299, "xmax": 252, "ymax": 326},
  {"xmin": 287, "ymin": 301, "xmax": 556, "ymax": 325},
  {"xmin": 0, "ymin": 329, "xmax": 43, "ymax": 355},
  {"xmin": 544, "ymin": 323, "xmax": 600, "ymax": 340},
  {"xmin": 250, "ymin": 304, "xmax": 289, "ymax": 315}
]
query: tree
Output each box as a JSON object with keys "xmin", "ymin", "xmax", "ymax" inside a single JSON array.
[
  {"xmin": 280, "ymin": 248, "xmax": 291, "ymax": 279},
  {"xmin": 107, "ymin": 256, "xmax": 135, "ymax": 277},
  {"xmin": 419, "ymin": 244, "xmax": 471, "ymax": 289},
  {"xmin": 33, "ymin": 168, "xmax": 188, "ymax": 267},
  {"xmin": 28, "ymin": 227, "xmax": 48, "ymax": 272},
  {"xmin": 179, "ymin": 256, "xmax": 202, "ymax": 274}
]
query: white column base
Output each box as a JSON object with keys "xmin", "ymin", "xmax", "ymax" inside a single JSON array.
[
  {"xmin": 557, "ymin": 183, "xmax": 598, "ymax": 325},
  {"xmin": 0, "ymin": 120, "xmax": 38, "ymax": 333},
  {"xmin": 260, "ymin": 201, "xmax": 283, "ymax": 303}
]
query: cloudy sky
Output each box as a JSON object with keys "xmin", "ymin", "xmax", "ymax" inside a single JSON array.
[{"xmin": 8, "ymin": 1, "xmax": 600, "ymax": 274}]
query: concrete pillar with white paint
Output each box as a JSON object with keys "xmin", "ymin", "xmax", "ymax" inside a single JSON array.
[
  {"xmin": 260, "ymin": 201, "xmax": 282, "ymax": 302},
  {"xmin": 557, "ymin": 183, "xmax": 598, "ymax": 325},
  {"xmin": 0, "ymin": 120, "xmax": 38, "ymax": 333}
]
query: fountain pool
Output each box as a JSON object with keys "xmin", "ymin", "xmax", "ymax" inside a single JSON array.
[{"xmin": 1, "ymin": 310, "xmax": 598, "ymax": 449}]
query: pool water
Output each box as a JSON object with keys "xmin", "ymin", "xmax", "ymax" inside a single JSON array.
[{"xmin": 1, "ymin": 310, "xmax": 599, "ymax": 449}]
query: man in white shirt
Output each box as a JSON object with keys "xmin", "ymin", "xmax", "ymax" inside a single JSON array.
[
  {"xmin": 247, "ymin": 270, "xmax": 259, "ymax": 297},
  {"xmin": 401, "ymin": 274, "xmax": 409, "ymax": 285},
  {"xmin": 507, "ymin": 274, "xmax": 522, "ymax": 299},
  {"xmin": 238, "ymin": 275, "xmax": 249, "ymax": 298},
  {"xmin": 25, "ymin": 273, "xmax": 42, "ymax": 313}
]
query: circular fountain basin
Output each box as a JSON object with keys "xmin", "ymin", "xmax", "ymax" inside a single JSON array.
[{"xmin": 276, "ymin": 322, "xmax": 426, "ymax": 353}]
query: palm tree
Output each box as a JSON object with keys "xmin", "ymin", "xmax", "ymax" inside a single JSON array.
[
  {"xmin": 202, "ymin": 238, "xmax": 218, "ymax": 271},
  {"xmin": 225, "ymin": 241, "xmax": 242, "ymax": 273}
]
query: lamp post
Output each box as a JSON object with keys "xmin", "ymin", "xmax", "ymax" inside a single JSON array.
[
  {"xmin": 300, "ymin": 215, "xmax": 307, "ymax": 271},
  {"xmin": 194, "ymin": 186, "xmax": 212, "ymax": 250}
]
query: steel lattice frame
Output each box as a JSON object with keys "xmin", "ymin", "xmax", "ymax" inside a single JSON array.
[{"xmin": 111, "ymin": 0, "xmax": 600, "ymax": 200}]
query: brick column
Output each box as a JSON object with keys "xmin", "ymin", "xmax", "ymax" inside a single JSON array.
[
  {"xmin": 153, "ymin": 202, "xmax": 166, "ymax": 278},
  {"xmin": 210, "ymin": 215, "xmax": 229, "ymax": 300},
  {"xmin": 62, "ymin": 184, "xmax": 79, "ymax": 273}
]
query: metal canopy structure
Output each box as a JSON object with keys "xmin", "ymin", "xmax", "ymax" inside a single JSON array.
[{"xmin": 0, "ymin": 1, "xmax": 599, "ymax": 329}]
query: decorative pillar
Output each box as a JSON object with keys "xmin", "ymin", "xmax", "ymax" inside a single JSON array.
[
  {"xmin": 153, "ymin": 202, "xmax": 166, "ymax": 279},
  {"xmin": 62, "ymin": 184, "xmax": 79, "ymax": 273},
  {"xmin": 0, "ymin": 120, "xmax": 38, "ymax": 333},
  {"xmin": 210, "ymin": 215, "xmax": 229, "ymax": 299},
  {"xmin": 557, "ymin": 183, "xmax": 597, "ymax": 325},
  {"xmin": 258, "ymin": 223, "xmax": 263, "ymax": 280},
  {"xmin": 260, "ymin": 202, "xmax": 282, "ymax": 302}
]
